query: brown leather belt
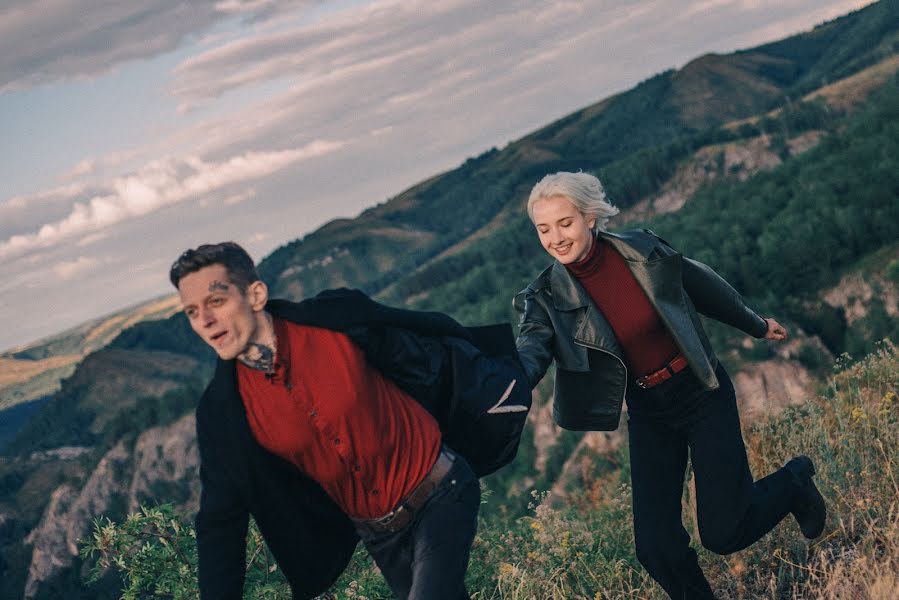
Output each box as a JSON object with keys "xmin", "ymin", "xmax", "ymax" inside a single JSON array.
[
  {"xmin": 635, "ymin": 354, "xmax": 689, "ymax": 389},
  {"xmin": 353, "ymin": 448, "xmax": 456, "ymax": 534}
]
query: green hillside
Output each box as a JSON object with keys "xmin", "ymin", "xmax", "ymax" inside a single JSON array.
[{"xmin": 0, "ymin": 294, "xmax": 181, "ymax": 413}]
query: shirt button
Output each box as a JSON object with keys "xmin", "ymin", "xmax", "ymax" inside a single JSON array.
[
  {"xmin": 371, "ymin": 489, "xmax": 379, "ymax": 496},
  {"xmin": 354, "ymin": 465, "xmax": 361, "ymax": 472},
  {"xmin": 309, "ymin": 410, "xmax": 316, "ymax": 417},
  {"xmin": 334, "ymin": 438, "xmax": 340, "ymax": 445}
]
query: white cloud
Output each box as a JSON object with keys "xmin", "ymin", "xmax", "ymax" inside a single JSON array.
[
  {"xmin": 65, "ymin": 159, "xmax": 97, "ymax": 178},
  {"xmin": 0, "ymin": 183, "xmax": 95, "ymax": 239},
  {"xmin": 52, "ymin": 256, "xmax": 98, "ymax": 280},
  {"xmin": 77, "ymin": 232, "xmax": 109, "ymax": 247},
  {"xmin": 223, "ymin": 189, "xmax": 256, "ymax": 205},
  {"xmin": 0, "ymin": 140, "xmax": 344, "ymax": 261},
  {"xmin": 62, "ymin": 150, "xmax": 143, "ymax": 181}
]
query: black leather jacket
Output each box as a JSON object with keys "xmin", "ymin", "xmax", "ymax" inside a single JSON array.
[{"xmin": 514, "ymin": 229, "xmax": 768, "ymax": 431}]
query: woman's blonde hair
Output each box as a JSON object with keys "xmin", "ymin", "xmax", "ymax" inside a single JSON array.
[{"xmin": 527, "ymin": 171, "xmax": 619, "ymax": 232}]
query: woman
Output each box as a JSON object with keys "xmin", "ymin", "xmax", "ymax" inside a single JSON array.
[{"xmin": 514, "ymin": 172, "xmax": 825, "ymax": 599}]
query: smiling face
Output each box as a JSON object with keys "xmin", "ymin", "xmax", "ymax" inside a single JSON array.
[
  {"xmin": 531, "ymin": 195, "xmax": 596, "ymax": 264},
  {"xmin": 177, "ymin": 264, "xmax": 267, "ymax": 360}
]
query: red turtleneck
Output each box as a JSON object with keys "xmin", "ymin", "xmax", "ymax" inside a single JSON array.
[{"xmin": 566, "ymin": 237, "xmax": 680, "ymax": 377}]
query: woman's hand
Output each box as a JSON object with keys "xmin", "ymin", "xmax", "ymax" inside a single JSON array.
[{"xmin": 763, "ymin": 318, "xmax": 788, "ymax": 341}]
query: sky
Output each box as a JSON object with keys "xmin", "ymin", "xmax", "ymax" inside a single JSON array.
[{"xmin": 0, "ymin": 0, "xmax": 876, "ymax": 352}]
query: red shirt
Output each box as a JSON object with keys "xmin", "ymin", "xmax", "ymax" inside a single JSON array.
[
  {"xmin": 237, "ymin": 318, "xmax": 441, "ymax": 519},
  {"xmin": 567, "ymin": 238, "xmax": 680, "ymax": 377}
]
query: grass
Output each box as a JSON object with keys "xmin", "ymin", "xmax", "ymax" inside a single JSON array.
[{"xmin": 81, "ymin": 341, "xmax": 898, "ymax": 599}]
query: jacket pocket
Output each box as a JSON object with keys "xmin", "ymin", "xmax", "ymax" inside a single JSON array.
[{"xmin": 553, "ymin": 360, "xmax": 625, "ymax": 432}]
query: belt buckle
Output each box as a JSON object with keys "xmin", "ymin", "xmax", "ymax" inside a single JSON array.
[
  {"xmin": 371, "ymin": 509, "xmax": 400, "ymax": 530},
  {"xmin": 375, "ymin": 506, "xmax": 403, "ymax": 527},
  {"xmin": 367, "ymin": 512, "xmax": 404, "ymax": 533},
  {"xmin": 636, "ymin": 376, "xmax": 650, "ymax": 389}
]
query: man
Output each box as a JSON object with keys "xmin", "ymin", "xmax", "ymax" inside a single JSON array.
[{"xmin": 170, "ymin": 241, "xmax": 529, "ymax": 600}]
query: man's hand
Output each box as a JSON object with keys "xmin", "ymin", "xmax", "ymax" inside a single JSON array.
[{"xmin": 763, "ymin": 318, "xmax": 788, "ymax": 341}]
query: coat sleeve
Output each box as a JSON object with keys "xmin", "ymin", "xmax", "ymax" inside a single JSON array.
[
  {"xmin": 680, "ymin": 256, "xmax": 768, "ymax": 338},
  {"xmin": 195, "ymin": 407, "xmax": 250, "ymax": 600},
  {"xmin": 513, "ymin": 287, "xmax": 556, "ymax": 389}
]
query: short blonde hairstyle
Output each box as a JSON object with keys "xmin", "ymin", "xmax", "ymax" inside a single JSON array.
[{"xmin": 527, "ymin": 172, "xmax": 619, "ymax": 233}]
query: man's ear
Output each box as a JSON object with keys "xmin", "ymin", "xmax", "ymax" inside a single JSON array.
[{"xmin": 247, "ymin": 280, "xmax": 268, "ymax": 311}]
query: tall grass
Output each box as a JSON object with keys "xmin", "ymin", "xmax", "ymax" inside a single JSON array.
[
  {"xmin": 721, "ymin": 341, "xmax": 899, "ymax": 600},
  {"xmin": 82, "ymin": 343, "xmax": 897, "ymax": 599},
  {"xmin": 457, "ymin": 342, "xmax": 898, "ymax": 599}
]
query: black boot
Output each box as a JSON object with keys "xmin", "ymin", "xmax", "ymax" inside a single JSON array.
[{"xmin": 784, "ymin": 455, "xmax": 826, "ymax": 539}]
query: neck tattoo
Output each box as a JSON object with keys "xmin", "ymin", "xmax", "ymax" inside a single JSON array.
[{"xmin": 239, "ymin": 342, "xmax": 275, "ymax": 373}]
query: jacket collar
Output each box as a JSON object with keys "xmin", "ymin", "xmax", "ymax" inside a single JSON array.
[{"xmin": 550, "ymin": 230, "xmax": 653, "ymax": 311}]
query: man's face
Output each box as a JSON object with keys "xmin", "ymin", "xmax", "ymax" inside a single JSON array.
[{"xmin": 177, "ymin": 264, "xmax": 263, "ymax": 360}]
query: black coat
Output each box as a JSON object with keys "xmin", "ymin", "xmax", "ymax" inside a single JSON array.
[{"xmin": 195, "ymin": 289, "xmax": 522, "ymax": 599}]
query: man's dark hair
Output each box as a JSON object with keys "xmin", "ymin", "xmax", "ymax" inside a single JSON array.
[{"xmin": 169, "ymin": 241, "xmax": 260, "ymax": 291}]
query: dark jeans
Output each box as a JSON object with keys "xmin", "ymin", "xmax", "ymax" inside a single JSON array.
[
  {"xmin": 626, "ymin": 363, "xmax": 797, "ymax": 600},
  {"xmin": 356, "ymin": 454, "xmax": 480, "ymax": 600}
]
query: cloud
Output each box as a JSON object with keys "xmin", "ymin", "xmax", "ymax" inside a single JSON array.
[
  {"xmin": 223, "ymin": 189, "xmax": 256, "ymax": 206},
  {"xmin": 62, "ymin": 150, "xmax": 142, "ymax": 181},
  {"xmin": 171, "ymin": 0, "xmax": 875, "ymax": 106},
  {"xmin": 0, "ymin": 184, "xmax": 96, "ymax": 239},
  {"xmin": 52, "ymin": 256, "xmax": 99, "ymax": 280},
  {"xmin": 214, "ymin": 0, "xmax": 313, "ymax": 20},
  {"xmin": 77, "ymin": 232, "xmax": 109, "ymax": 247},
  {"xmin": 65, "ymin": 159, "xmax": 97, "ymax": 178},
  {"xmin": 0, "ymin": 140, "xmax": 344, "ymax": 261},
  {"xmin": 70, "ymin": 0, "xmax": 868, "ymax": 172},
  {"xmin": 0, "ymin": 0, "xmax": 314, "ymax": 92},
  {"xmin": 164, "ymin": 0, "xmax": 615, "ymax": 154},
  {"xmin": 0, "ymin": 0, "xmax": 875, "ymax": 351},
  {"xmin": 171, "ymin": 0, "xmax": 517, "ymax": 101}
]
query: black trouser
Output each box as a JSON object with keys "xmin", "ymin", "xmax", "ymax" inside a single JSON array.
[
  {"xmin": 626, "ymin": 363, "xmax": 797, "ymax": 599},
  {"xmin": 356, "ymin": 454, "xmax": 480, "ymax": 600}
]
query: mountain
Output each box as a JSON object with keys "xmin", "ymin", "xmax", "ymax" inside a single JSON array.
[
  {"xmin": 259, "ymin": 0, "xmax": 899, "ymax": 303},
  {"xmin": 0, "ymin": 294, "xmax": 181, "ymax": 414},
  {"xmin": 2, "ymin": 2, "xmax": 898, "ymax": 598}
]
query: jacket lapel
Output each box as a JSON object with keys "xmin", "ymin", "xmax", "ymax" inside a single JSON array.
[
  {"xmin": 602, "ymin": 231, "xmax": 684, "ymax": 311},
  {"xmin": 549, "ymin": 260, "xmax": 624, "ymax": 356},
  {"xmin": 603, "ymin": 233, "xmax": 714, "ymax": 380},
  {"xmin": 548, "ymin": 230, "xmax": 686, "ymax": 359}
]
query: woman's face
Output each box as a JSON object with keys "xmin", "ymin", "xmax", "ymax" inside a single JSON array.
[{"xmin": 531, "ymin": 195, "xmax": 596, "ymax": 264}]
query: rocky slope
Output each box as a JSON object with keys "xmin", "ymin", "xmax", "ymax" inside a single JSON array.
[{"xmin": 22, "ymin": 414, "xmax": 199, "ymax": 599}]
